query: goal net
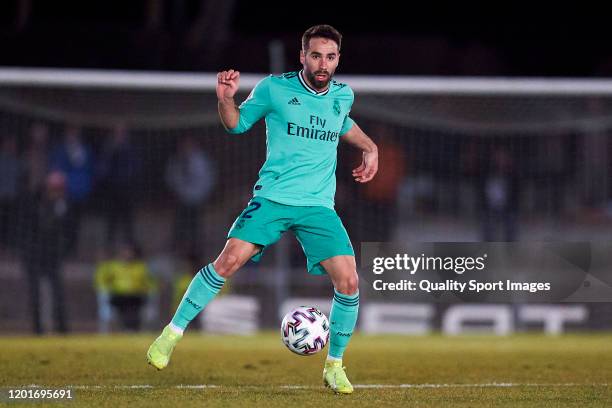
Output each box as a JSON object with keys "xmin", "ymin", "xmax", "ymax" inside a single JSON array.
[{"xmin": 1, "ymin": 68, "xmax": 611, "ymax": 332}]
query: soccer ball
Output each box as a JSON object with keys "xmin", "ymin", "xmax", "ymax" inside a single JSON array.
[{"xmin": 280, "ymin": 306, "xmax": 330, "ymax": 356}]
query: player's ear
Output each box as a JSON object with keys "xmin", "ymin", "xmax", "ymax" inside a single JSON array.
[{"xmin": 300, "ymin": 50, "xmax": 305, "ymax": 65}]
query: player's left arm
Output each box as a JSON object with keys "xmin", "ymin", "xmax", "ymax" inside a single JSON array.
[{"xmin": 341, "ymin": 122, "xmax": 378, "ymax": 183}]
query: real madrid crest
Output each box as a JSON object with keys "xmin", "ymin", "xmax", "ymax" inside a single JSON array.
[{"xmin": 333, "ymin": 99, "xmax": 341, "ymax": 116}]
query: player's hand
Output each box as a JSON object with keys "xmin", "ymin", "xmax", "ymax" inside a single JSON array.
[
  {"xmin": 216, "ymin": 70, "xmax": 240, "ymax": 100},
  {"xmin": 352, "ymin": 150, "xmax": 378, "ymax": 183}
]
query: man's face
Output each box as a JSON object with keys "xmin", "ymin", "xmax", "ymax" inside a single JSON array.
[{"xmin": 300, "ymin": 37, "xmax": 340, "ymax": 90}]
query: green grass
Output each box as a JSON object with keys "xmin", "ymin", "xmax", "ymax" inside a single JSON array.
[{"xmin": 0, "ymin": 333, "xmax": 611, "ymax": 407}]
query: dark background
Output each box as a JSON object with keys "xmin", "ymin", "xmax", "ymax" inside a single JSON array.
[{"xmin": 1, "ymin": 1, "xmax": 611, "ymax": 76}]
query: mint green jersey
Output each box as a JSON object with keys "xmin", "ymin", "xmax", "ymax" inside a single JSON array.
[{"xmin": 226, "ymin": 70, "xmax": 355, "ymax": 209}]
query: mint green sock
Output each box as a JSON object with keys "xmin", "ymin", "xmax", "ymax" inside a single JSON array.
[
  {"xmin": 328, "ymin": 289, "xmax": 359, "ymax": 359},
  {"xmin": 171, "ymin": 263, "xmax": 225, "ymax": 330}
]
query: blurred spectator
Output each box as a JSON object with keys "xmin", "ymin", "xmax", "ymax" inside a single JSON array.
[
  {"xmin": 18, "ymin": 171, "xmax": 71, "ymax": 334},
  {"xmin": 50, "ymin": 124, "xmax": 95, "ymax": 254},
  {"xmin": 24, "ymin": 123, "xmax": 50, "ymax": 195},
  {"xmin": 94, "ymin": 241, "xmax": 156, "ymax": 331},
  {"xmin": 97, "ymin": 123, "xmax": 142, "ymax": 246},
  {"xmin": 0, "ymin": 135, "xmax": 22, "ymax": 249},
  {"xmin": 93, "ymin": 246, "xmax": 113, "ymax": 333},
  {"xmin": 478, "ymin": 146, "xmax": 520, "ymax": 241},
  {"xmin": 165, "ymin": 135, "xmax": 216, "ymax": 251}
]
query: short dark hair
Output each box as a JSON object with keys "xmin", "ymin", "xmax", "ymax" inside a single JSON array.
[{"xmin": 302, "ymin": 25, "xmax": 342, "ymax": 52}]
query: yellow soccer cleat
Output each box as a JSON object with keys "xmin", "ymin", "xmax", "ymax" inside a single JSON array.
[
  {"xmin": 323, "ymin": 360, "xmax": 354, "ymax": 394},
  {"xmin": 147, "ymin": 325, "xmax": 182, "ymax": 370}
]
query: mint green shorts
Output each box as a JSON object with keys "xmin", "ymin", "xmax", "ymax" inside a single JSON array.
[{"xmin": 227, "ymin": 197, "xmax": 354, "ymax": 275}]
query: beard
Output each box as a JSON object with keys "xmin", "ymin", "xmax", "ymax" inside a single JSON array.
[{"xmin": 305, "ymin": 69, "xmax": 332, "ymax": 90}]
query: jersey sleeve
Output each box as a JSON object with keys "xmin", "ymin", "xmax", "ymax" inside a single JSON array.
[
  {"xmin": 226, "ymin": 76, "xmax": 272, "ymax": 134},
  {"xmin": 340, "ymin": 115, "xmax": 355, "ymax": 136},
  {"xmin": 339, "ymin": 88, "xmax": 355, "ymax": 136}
]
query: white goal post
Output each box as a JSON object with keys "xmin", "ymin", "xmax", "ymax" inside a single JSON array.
[{"xmin": 3, "ymin": 67, "xmax": 612, "ymax": 95}]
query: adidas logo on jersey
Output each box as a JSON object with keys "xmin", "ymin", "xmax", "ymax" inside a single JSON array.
[{"xmin": 288, "ymin": 97, "xmax": 301, "ymax": 105}]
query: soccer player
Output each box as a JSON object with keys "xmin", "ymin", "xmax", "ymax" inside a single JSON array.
[{"xmin": 147, "ymin": 24, "xmax": 378, "ymax": 394}]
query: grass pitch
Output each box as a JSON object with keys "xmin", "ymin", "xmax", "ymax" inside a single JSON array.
[{"xmin": 0, "ymin": 333, "xmax": 611, "ymax": 407}]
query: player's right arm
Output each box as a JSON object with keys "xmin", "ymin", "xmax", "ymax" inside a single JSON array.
[
  {"xmin": 217, "ymin": 70, "xmax": 272, "ymax": 134},
  {"xmin": 217, "ymin": 70, "xmax": 241, "ymax": 130}
]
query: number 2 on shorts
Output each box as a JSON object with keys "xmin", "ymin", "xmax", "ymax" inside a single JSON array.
[{"xmin": 241, "ymin": 201, "xmax": 261, "ymax": 219}]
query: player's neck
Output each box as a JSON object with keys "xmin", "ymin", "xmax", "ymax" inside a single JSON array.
[{"xmin": 300, "ymin": 70, "xmax": 330, "ymax": 94}]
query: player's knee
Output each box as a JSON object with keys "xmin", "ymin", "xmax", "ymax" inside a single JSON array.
[
  {"xmin": 336, "ymin": 273, "xmax": 359, "ymax": 296},
  {"xmin": 213, "ymin": 253, "xmax": 240, "ymax": 278},
  {"xmin": 347, "ymin": 273, "xmax": 359, "ymax": 294}
]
